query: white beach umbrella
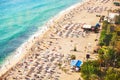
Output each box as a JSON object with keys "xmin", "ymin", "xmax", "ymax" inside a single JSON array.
[
  {"xmin": 47, "ymin": 68, "xmax": 53, "ymax": 73},
  {"xmin": 48, "ymin": 56, "xmax": 53, "ymax": 61}
]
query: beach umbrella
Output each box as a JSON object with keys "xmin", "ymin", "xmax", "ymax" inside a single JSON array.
[
  {"xmin": 48, "ymin": 56, "xmax": 53, "ymax": 61},
  {"xmin": 47, "ymin": 68, "xmax": 53, "ymax": 73}
]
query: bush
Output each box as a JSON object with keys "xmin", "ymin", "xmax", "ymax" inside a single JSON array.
[
  {"xmin": 110, "ymin": 25, "xmax": 115, "ymax": 32},
  {"xmin": 103, "ymin": 34, "xmax": 113, "ymax": 46},
  {"xmin": 102, "ymin": 21, "xmax": 109, "ymax": 31},
  {"xmin": 70, "ymin": 55, "xmax": 76, "ymax": 60},
  {"xmin": 99, "ymin": 42, "xmax": 105, "ymax": 47},
  {"xmin": 81, "ymin": 61, "xmax": 100, "ymax": 80},
  {"xmin": 115, "ymin": 15, "xmax": 120, "ymax": 24},
  {"xmin": 104, "ymin": 68, "xmax": 120, "ymax": 80},
  {"xmin": 99, "ymin": 30, "xmax": 106, "ymax": 46}
]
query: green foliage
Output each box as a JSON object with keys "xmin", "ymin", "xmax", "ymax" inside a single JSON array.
[
  {"xmin": 115, "ymin": 51, "xmax": 120, "ymax": 68},
  {"xmin": 106, "ymin": 24, "xmax": 111, "ymax": 34},
  {"xmin": 100, "ymin": 30, "xmax": 106, "ymax": 40},
  {"xmin": 99, "ymin": 30, "xmax": 106, "ymax": 46},
  {"xmin": 81, "ymin": 61, "xmax": 100, "ymax": 80},
  {"xmin": 102, "ymin": 21, "xmax": 109, "ymax": 31},
  {"xmin": 110, "ymin": 32, "xmax": 117, "ymax": 46},
  {"xmin": 110, "ymin": 25, "xmax": 115, "ymax": 32},
  {"xmin": 98, "ymin": 47, "xmax": 116, "ymax": 67},
  {"xmin": 81, "ymin": 13, "xmax": 120, "ymax": 80},
  {"xmin": 99, "ymin": 21, "xmax": 109, "ymax": 46},
  {"xmin": 90, "ymin": 74, "xmax": 99, "ymax": 80},
  {"xmin": 116, "ymin": 61, "xmax": 120, "ymax": 67},
  {"xmin": 99, "ymin": 21, "xmax": 115, "ymax": 46},
  {"xmin": 103, "ymin": 34, "xmax": 113, "ymax": 46},
  {"xmin": 70, "ymin": 55, "xmax": 76, "ymax": 60},
  {"xmin": 115, "ymin": 15, "xmax": 120, "ymax": 24},
  {"xmin": 104, "ymin": 68, "xmax": 120, "ymax": 80}
]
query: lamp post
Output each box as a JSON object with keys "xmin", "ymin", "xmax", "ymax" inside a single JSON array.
[{"xmin": 74, "ymin": 44, "xmax": 77, "ymax": 51}]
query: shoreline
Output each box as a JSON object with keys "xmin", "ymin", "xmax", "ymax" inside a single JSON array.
[
  {"xmin": 0, "ymin": 0, "xmax": 89, "ymax": 77},
  {"xmin": 1, "ymin": 0, "xmax": 119, "ymax": 79}
]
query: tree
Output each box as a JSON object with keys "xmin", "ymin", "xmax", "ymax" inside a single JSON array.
[
  {"xmin": 89, "ymin": 74, "xmax": 99, "ymax": 80},
  {"xmin": 99, "ymin": 30, "xmax": 106, "ymax": 47},
  {"xmin": 98, "ymin": 47, "xmax": 115, "ymax": 70},
  {"xmin": 104, "ymin": 68, "xmax": 120, "ymax": 80},
  {"xmin": 115, "ymin": 42, "xmax": 120, "ymax": 54},
  {"xmin": 81, "ymin": 61, "xmax": 100, "ymax": 80},
  {"xmin": 115, "ymin": 15, "xmax": 120, "ymax": 24}
]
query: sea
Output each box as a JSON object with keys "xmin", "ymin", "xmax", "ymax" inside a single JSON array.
[{"xmin": 0, "ymin": 0, "xmax": 82, "ymax": 64}]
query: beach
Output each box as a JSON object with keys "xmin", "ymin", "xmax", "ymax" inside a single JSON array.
[{"xmin": 0, "ymin": 0, "xmax": 119, "ymax": 80}]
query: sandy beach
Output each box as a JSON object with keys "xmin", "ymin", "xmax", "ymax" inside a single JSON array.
[{"xmin": 0, "ymin": 0, "xmax": 119, "ymax": 80}]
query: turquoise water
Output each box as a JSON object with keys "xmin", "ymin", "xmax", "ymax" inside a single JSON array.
[{"xmin": 0, "ymin": 0, "xmax": 82, "ymax": 64}]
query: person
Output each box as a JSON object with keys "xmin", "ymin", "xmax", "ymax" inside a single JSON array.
[{"xmin": 86, "ymin": 54, "xmax": 90, "ymax": 60}]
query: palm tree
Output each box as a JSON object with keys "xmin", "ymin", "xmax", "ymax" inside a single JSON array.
[
  {"xmin": 105, "ymin": 67, "xmax": 120, "ymax": 80},
  {"xmin": 115, "ymin": 42, "xmax": 120, "ymax": 54},
  {"xmin": 89, "ymin": 74, "xmax": 99, "ymax": 80},
  {"xmin": 98, "ymin": 46, "xmax": 110, "ymax": 71},
  {"xmin": 81, "ymin": 61, "xmax": 100, "ymax": 80},
  {"xmin": 98, "ymin": 48, "xmax": 104, "ymax": 69}
]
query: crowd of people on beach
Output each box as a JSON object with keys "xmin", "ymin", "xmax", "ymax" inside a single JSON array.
[
  {"xmin": 50, "ymin": 22, "xmax": 86, "ymax": 38},
  {"xmin": 0, "ymin": 0, "xmax": 115, "ymax": 80},
  {"xmin": 3, "ymin": 50, "xmax": 71, "ymax": 80}
]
